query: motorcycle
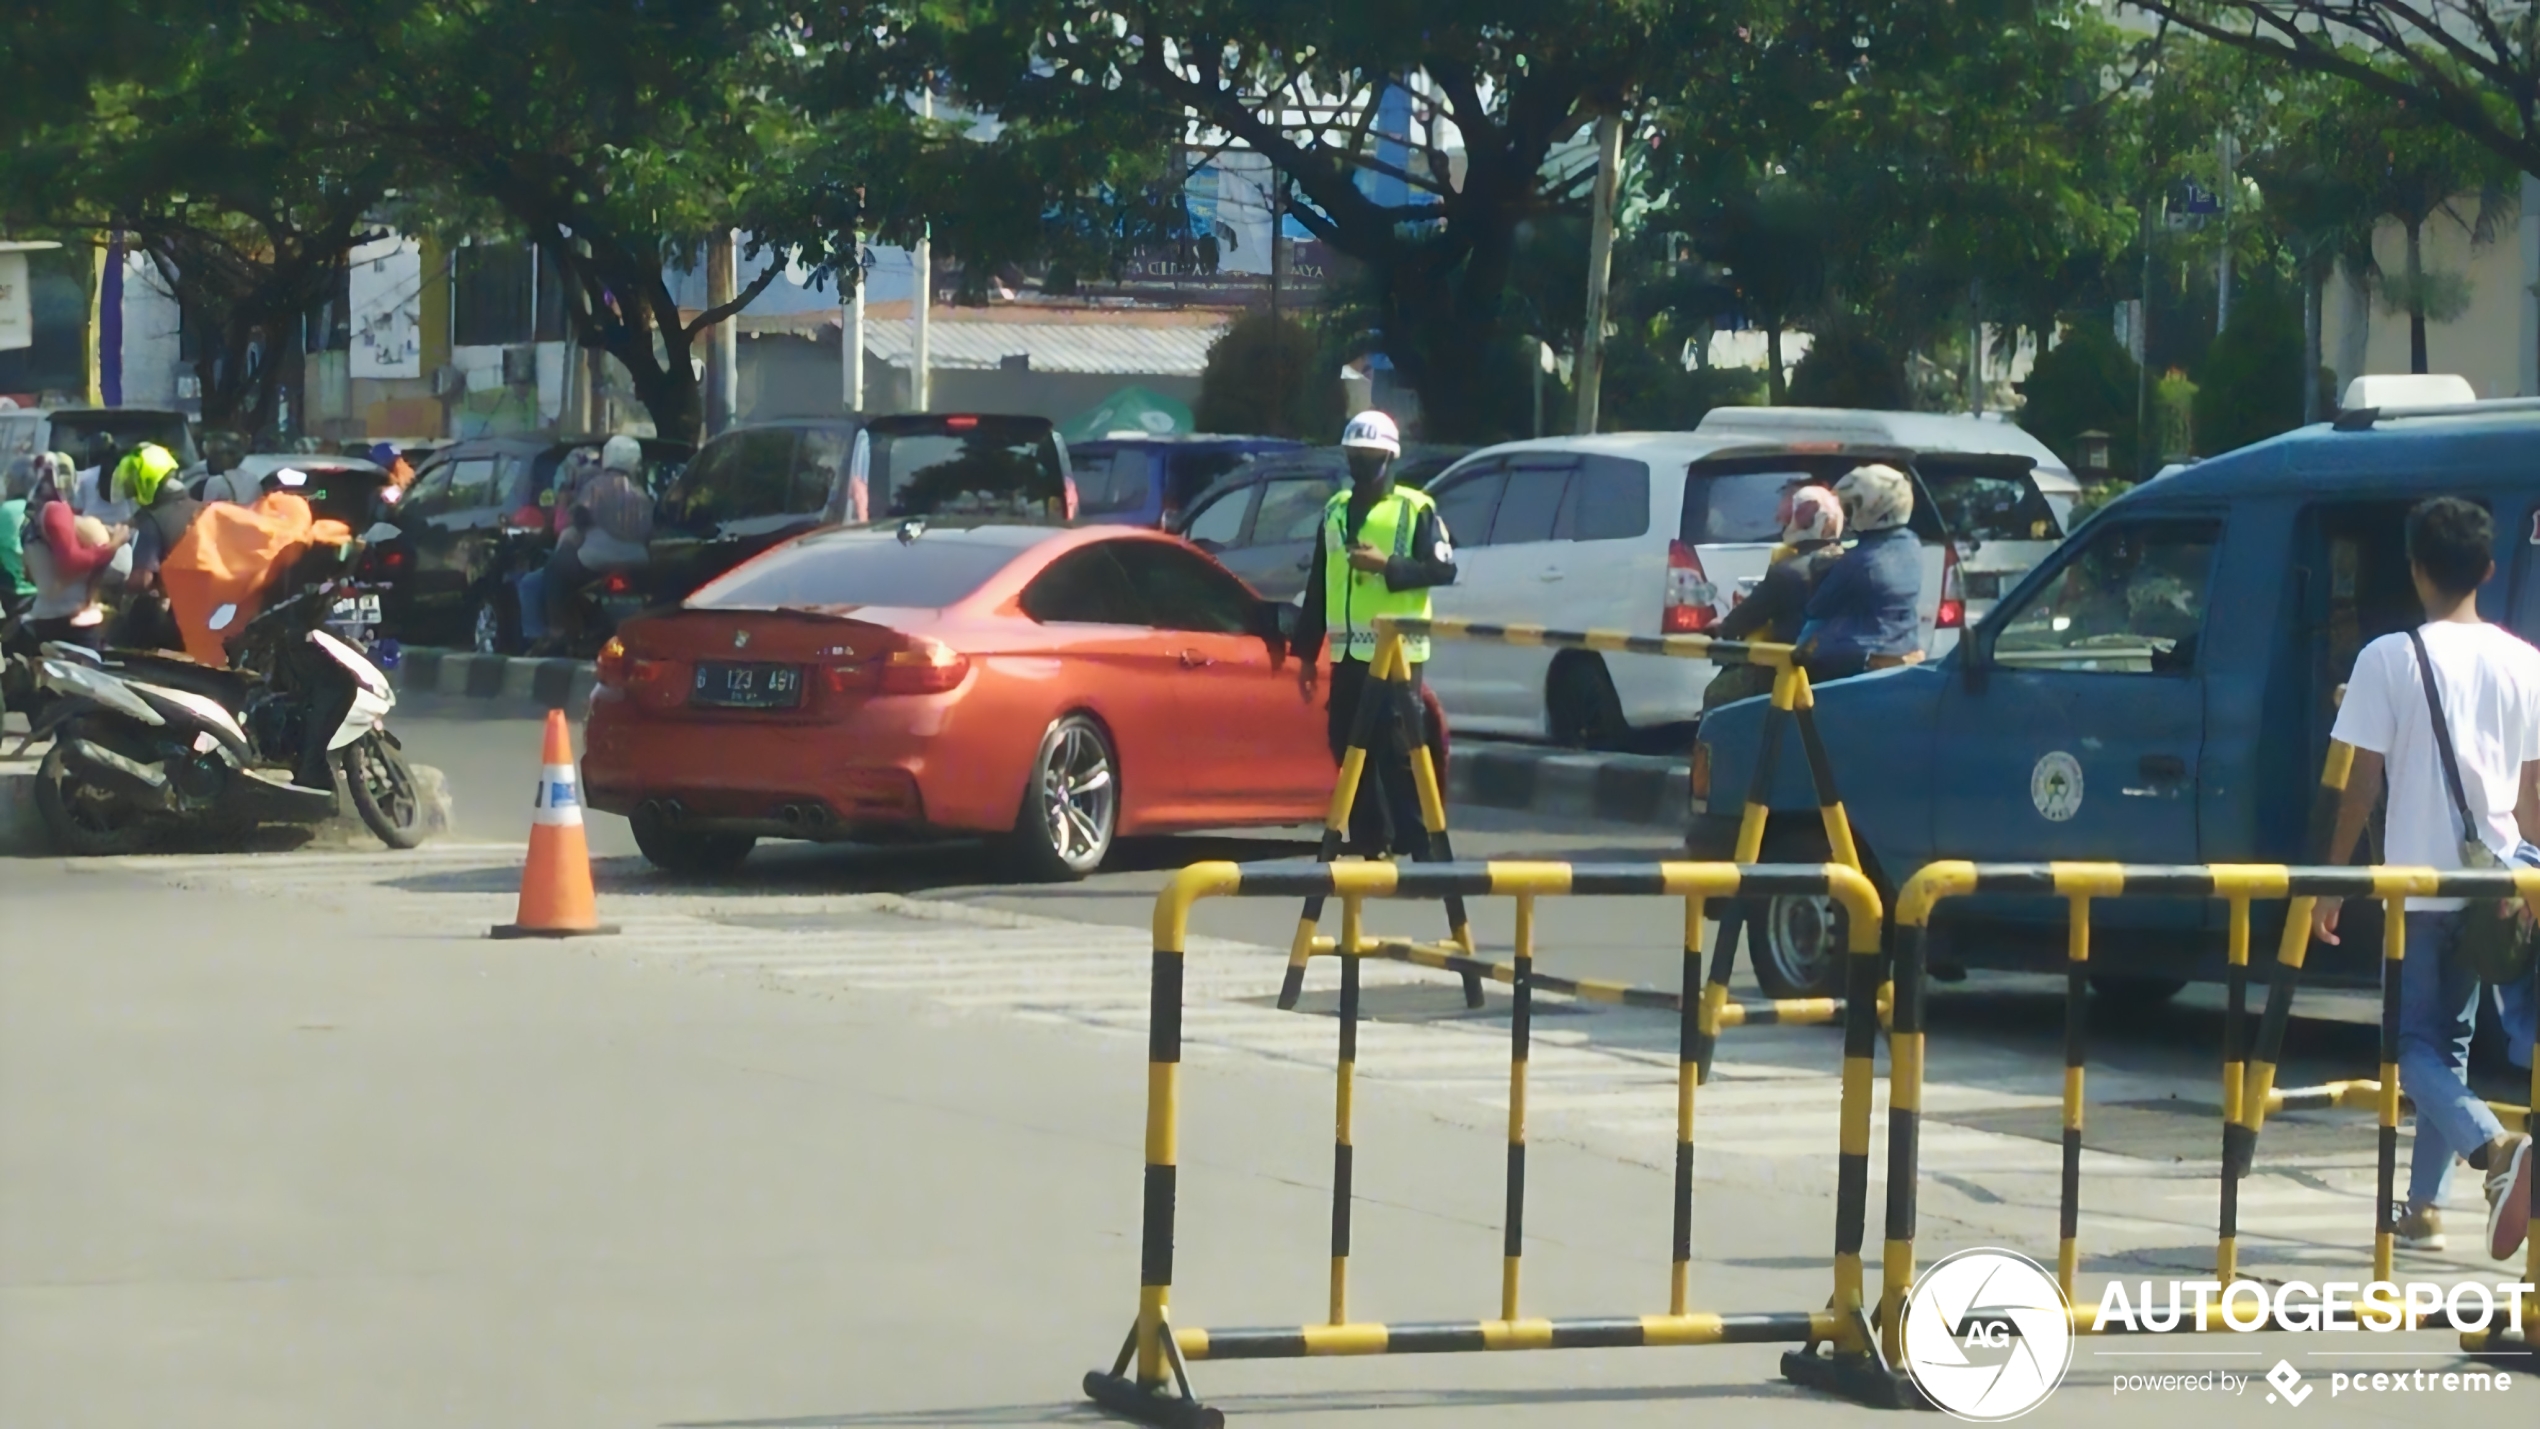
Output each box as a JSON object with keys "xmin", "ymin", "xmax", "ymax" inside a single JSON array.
[{"xmin": 13, "ymin": 527, "xmax": 426, "ymax": 854}]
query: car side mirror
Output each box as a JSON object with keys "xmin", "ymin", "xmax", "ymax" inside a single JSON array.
[
  {"xmin": 362, "ymin": 521, "xmax": 401, "ymax": 544},
  {"xmin": 1248, "ymin": 600, "xmax": 1298, "ymax": 642}
]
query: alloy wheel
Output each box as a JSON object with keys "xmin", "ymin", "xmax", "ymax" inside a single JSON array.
[{"xmin": 1038, "ymin": 723, "xmax": 1116, "ymax": 870}]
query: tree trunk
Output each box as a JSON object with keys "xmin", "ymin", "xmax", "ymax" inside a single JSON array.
[
  {"xmin": 2406, "ymin": 220, "xmax": 2428, "ymax": 375},
  {"xmin": 1378, "ymin": 224, "xmax": 1522, "ymax": 442},
  {"xmin": 1766, "ymin": 325, "xmax": 1786, "ymax": 404}
]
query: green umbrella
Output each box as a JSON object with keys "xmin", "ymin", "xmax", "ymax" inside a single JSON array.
[{"xmin": 1060, "ymin": 385, "xmax": 1194, "ymax": 446}]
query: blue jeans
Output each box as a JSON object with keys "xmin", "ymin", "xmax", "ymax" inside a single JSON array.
[
  {"xmin": 514, "ymin": 569, "xmax": 547, "ymax": 642},
  {"xmin": 2402, "ymin": 912, "xmax": 2507, "ymax": 1203}
]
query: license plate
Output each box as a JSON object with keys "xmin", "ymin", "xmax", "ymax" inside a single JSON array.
[
  {"xmin": 330, "ymin": 593, "xmax": 381, "ymax": 625},
  {"xmin": 690, "ymin": 661, "xmax": 803, "ymax": 709}
]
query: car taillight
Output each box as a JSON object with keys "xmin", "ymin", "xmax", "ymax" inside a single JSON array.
[
  {"xmin": 878, "ymin": 637, "xmax": 969, "ymax": 694},
  {"xmin": 944, "ymin": 414, "xmax": 978, "ymax": 431},
  {"xmin": 1689, "ymin": 739, "xmax": 1712, "ymax": 804},
  {"xmin": 595, "ymin": 637, "xmax": 628, "ymax": 687},
  {"xmin": 505, "ymin": 505, "xmax": 547, "ymax": 532},
  {"xmin": 1936, "ymin": 543, "xmax": 1965, "ymax": 629},
  {"xmin": 1663, "ymin": 539, "xmax": 1717, "ymax": 633},
  {"xmin": 602, "ymin": 571, "xmax": 632, "ymax": 595}
]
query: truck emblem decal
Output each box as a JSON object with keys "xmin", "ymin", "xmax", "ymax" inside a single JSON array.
[
  {"xmin": 2031, "ymin": 751, "xmax": 2084, "ymax": 823},
  {"xmin": 733, "ymin": 630, "xmax": 751, "ymax": 650}
]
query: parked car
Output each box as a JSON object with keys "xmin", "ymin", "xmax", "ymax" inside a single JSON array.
[
  {"xmin": 583, "ymin": 522, "xmax": 1443, "ymax": 880},
  {"xmin": 623, "ymin": 413, "xmax": 1070, "ymax": 632},
  {"xmin": 1173, "ymin": 444, "xmax": 1475, "ymax": 600},
  {"xmin": 0, "ymin": 406, "xmax": 199, "ymax": 474},
  {"xmin": 1693, "ymin": 381, "xmax": 2538, "ymax": 999},
  {"xmin": 1067, "ymin": 434, "xmax": 1304, "ymax": 529},
  {"xmin": 1417, "ymin": 435, "xmax": 2012, "ymax": 749},
  {"xmin": 378, "ymin": 434, "xmax": 690, "ymax": 651}
]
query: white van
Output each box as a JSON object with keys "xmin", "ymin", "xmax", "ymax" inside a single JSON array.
[{"xmin": 1421, "ymin": 423, "xmax": 2078, "ymax": 747}]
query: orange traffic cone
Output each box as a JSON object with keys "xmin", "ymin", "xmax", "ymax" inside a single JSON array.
[{"xmin": 490, "ymin": 709, "xmax": 618, "ymax": 939}]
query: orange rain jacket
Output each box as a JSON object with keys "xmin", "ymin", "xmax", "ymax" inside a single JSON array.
[{"xmin": 161, "ymin": 492, "xmax": 351, "ymax": 667}]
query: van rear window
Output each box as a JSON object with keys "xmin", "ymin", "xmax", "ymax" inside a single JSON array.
[
  {"xmin": 1071, "ymin": 448, "xmax": 1151, "ymax": 515},
  {"xmin": 1921, "ymin": 460, "xmax": 2062, "ymax": 543},
  {"xmin": 1686, "ymin": 470, "xmax": 1815, "ymax": 544}
]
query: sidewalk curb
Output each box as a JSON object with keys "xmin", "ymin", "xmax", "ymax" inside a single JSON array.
[{"xmin": 389, "ymin": 648, "xmax": 1693, "ymax": 830}]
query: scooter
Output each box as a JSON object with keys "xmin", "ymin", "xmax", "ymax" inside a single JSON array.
[{"xmin": 13, "ymin": 529, "xmax": 425, "ymax": 854}]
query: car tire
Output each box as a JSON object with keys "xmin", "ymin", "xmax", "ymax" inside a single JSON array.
[
  {"xmin": 1747, "ymin": 824, "xmax": 1854, "ymax": 1000},
  {"xmin": 631, "ymin": 823, "xmax": 756, "ymax": 877},
  {"xmin": 471, "ymin": 588, "xmax": 521, "ymax": 656},
  {"xmin": 1547, "ymin": 655, "xmax": 1630, "ymax": 752},
  {"xmin": 1005, "ymin": 713, "xmax": 1118, "ymax": 882},
  {"xmin": 2088, "ymin": 975, "xmax": 2187, "ymax": 1009}
]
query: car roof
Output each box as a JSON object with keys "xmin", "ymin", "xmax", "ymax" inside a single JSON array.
[
  {"xmin": 1071, "ymin": 434, "xmax": 1301, "ymax": 448},
  {"xmin": 1449, "ymin": 431, "xmax": 1758, "ymax": 467},
  {"xmin": 2116, "ymin": 407, "xmax": 2540, "ymax": 507},
  {"xmin": 234, "ymin": 453, "xmax": 385, "ymax": 474},
  {"xmin": 1695, "ymin": 407, "xmax": 2069, "ymax": 472}
]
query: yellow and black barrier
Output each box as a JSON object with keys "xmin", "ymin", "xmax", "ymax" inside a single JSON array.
[
  {"xmin": 1280, "ymin": 616, "xmax": 1869, "ymax": 1087},
  {"xmin": 1084, "ymin": 858, "xmax": 1921, "ymax": 1429},
  {"xmin": 1893, "ymin": 861, "xmax": 2540, "ymax": 1360}
]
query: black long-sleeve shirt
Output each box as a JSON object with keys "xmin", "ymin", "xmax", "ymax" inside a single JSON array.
[{"xmin": 1290, "ymin": 486, "xmax": 1457, "ymax": 664}]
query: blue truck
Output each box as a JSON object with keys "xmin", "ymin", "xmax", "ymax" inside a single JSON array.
[{"xmin": 1691, "ymin": 393, "xmax": 2540, "ymax": 1001}]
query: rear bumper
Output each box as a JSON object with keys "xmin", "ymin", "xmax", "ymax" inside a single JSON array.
[{"xmin": 581, "ymin": 691, "xmax": 1016, "ymax": 836}]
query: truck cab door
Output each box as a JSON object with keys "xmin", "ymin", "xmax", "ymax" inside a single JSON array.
[{"xmin": 1934, "ymin": 516, "xmax": 2224, "ymax": 932}]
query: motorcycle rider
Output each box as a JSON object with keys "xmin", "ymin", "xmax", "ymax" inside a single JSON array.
[
  {"xmin": 115, "ymin": 443, "xmax": 202, "ymax": 648},
  {"xmin": 535, "ymin": 434, "xmax": 652, "ymax": 654},
  {"xmin": 20, "ymin": 452, "xmax": 130, "ymax": 651}
]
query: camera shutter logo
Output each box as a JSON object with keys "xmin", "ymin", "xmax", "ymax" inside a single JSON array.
[{"xmin": 1901, "ymin": 1248, "xmax": 2074, "ymax": 1421}]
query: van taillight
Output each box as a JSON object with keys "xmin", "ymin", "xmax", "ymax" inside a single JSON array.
[
  {"xmin": 1663, "ymin": 539, "xmax": 1717, "ymax": 633},
  {"xmin": 1936, "ymin": 543, "xmax": 1965, "ymax": 629},
  {"xmin": 506, "ymin": 506, "xmax": 547, "ymax": 532}
]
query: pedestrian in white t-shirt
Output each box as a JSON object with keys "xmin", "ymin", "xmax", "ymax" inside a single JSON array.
[{"xmin": 2314, "ymin": 496, "xmax": 2539, "ymax": 1261}]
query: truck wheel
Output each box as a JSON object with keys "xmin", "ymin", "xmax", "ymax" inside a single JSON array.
[
  {"xmin": 2088, "ymin": 975, "xmax": 2186, "ymax": 1009},
  {"xmin": 1748, "ymin": 824, "xmax": 1852, "ymax": 1000},
  {"xmin": 1548, "ymin": 655, "xmax": 1629, "ymax": 751}
]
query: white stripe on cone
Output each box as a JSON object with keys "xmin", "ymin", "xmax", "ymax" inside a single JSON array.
[{"xmin": 533, "ymin": 763, "xmax": 585, "ymax": 827}]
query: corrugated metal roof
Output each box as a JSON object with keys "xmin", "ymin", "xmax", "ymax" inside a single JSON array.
[{"xmin": 859, "ymin": 317, "xmax": 1228, "ymax": 377}]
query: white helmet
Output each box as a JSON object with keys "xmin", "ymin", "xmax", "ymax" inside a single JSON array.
[
  {"xmin": 1340, "ymin": 410, "xmax": 1402, "ymax": 457},
  {"xmin": 600, "ymin": 433, "xmax": 643, "ymax": 473}
]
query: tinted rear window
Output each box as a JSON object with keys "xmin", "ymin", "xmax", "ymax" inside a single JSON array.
[
  {"xmin": 1685, "ymin": 470, "xmax": 1814, "ymax": 544},
  {"xmin": 44, "ymin": 412, "xmax": 199, "ymax": 467},
  {"xmin": 1071, "ymin": 447, "xmax": 1153, "ymax": 515},
  {"xmin": 688, "ymin": 534, "xmax": 1017, "ymax": 610},
  {"xmin": 1921, "ymin": 459, "xmax": 2062, "ymax": 543},
  {"xmin": 871, "ymin": 417, "xmax": 1065, "ymax": 518}
]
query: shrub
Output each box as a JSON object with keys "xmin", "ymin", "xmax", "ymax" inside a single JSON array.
[
  {"xmin": 1195, "ymin": 313, "xmax": 1344, "ymax": 438},
  {"xmin": 2017, "ymin": 323, "xmax": 2139, "ymax": 479}
]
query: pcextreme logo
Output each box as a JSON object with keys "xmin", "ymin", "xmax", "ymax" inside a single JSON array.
[{"xmin": 1901, "ymin": 1248, "xmax": 2076, "ymax": 1421}]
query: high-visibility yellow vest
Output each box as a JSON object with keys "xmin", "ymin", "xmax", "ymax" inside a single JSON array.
[{"xmin": 1322, "ymin": 485, "xmax": 1436, "ymax": 663}]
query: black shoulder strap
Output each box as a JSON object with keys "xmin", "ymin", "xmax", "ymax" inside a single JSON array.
[{"xmin": 2406, "ymin": 628, "xmax": 2481, "ymax": 843}]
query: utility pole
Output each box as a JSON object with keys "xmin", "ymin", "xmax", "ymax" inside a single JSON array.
[
  {"xmin": 1270, "ymin": 173, "xmax": 1286, "ymax": 434},
  {"xmin": 2216, "ymin": 129, "xmax": 2235, "ymax": 335},
  {"xmin": 705, "ymin": 228, "xmax": 737, "ymax": 435},
  {"xmin": 1573, "ymin": 111, "xmax": 1623, "ymax": 436},
  {"xmin": 1967, "ymin": 279, "xmax": 1984, "ymax": 416},
  {"xmin": 2137, "ymin": 201, "xmax": 2155, "ymax": 480},
  {"xmin": 845, "ymin": 231, "xmax": 865, "ymax": 413},
  {"xmin": 912, "ymin": 86, "xmax": 934, "ymax": 413}
]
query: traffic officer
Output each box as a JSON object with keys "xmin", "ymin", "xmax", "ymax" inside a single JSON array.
[{"xmin": 1290, "ymin": 410, "xmax": 1457, "ymax": 856}]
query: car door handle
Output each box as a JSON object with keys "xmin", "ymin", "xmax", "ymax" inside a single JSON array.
[
  {"xmin": 1538, "ymin": 569, "xmax": 1565, "ymax": 582},
  {"xmin": 1178, "ymin": 650, "xmax": 1215, "ymax": 669}
]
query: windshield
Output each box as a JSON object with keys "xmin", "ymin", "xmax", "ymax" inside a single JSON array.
[
  {"xmin": 45, "ymin": 411, "xmax": 199, "ymax": 469},
  {"xmin": 867, "ymin": 417, "xmax": 1065, "ymax": 519},
  {"xmin": 688, "ymin": 531, "xmax": 1020, "ymax": 610}
]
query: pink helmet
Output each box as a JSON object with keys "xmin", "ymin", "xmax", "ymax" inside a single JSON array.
[{"xmin": 1777, "ymin": 483, "xmax": 1844, "ymax": 545}]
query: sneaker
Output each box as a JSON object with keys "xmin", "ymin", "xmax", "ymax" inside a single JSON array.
[
  {"xmin": 2394, "ymin": 1201, "xmax": 2446, "ymax": 1252},
  {"xmin": 2487, "ymin": 1133, "xmax": 2533, "ymax": 1261}
]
